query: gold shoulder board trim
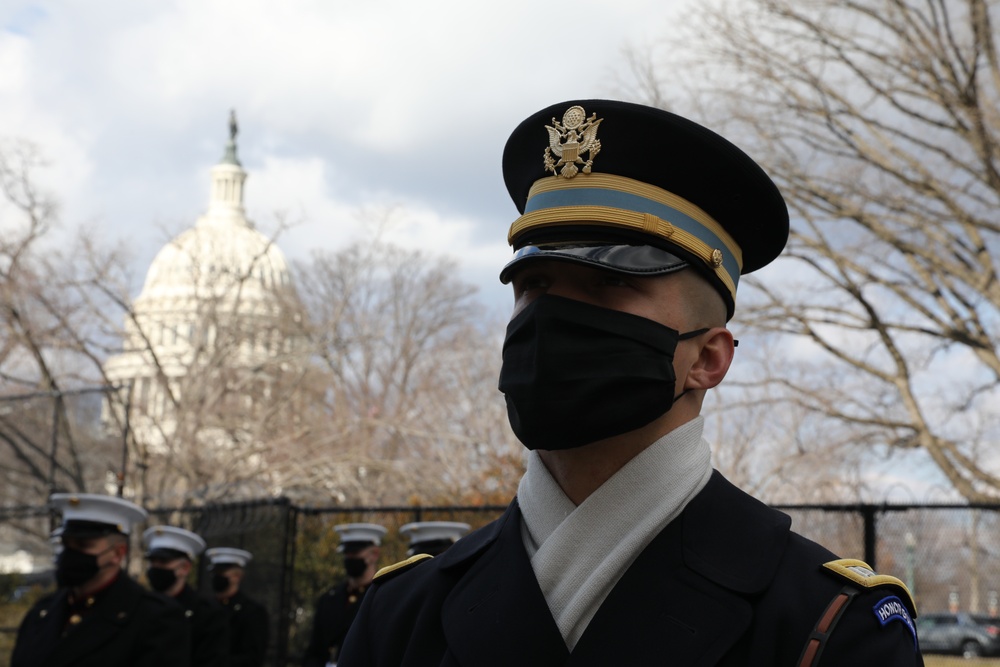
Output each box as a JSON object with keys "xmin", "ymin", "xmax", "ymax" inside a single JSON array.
[
  {"xmin": 822, "ymin": 559, "xmax": 917, "ymax": 614},
  {"xmin": 374, "ymin": 554, "xmax": 433, "ymax": 583}
]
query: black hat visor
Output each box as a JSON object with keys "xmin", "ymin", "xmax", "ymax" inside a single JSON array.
[
  {"xmin": 146, "ymin": 547, "xmax": 191, "ymax": 561},
  {"xmin": 499, "ymin": 242, "xmax": 690, "ymax": 284},
  {"xmin": 61, "ymin": 519, "xmax": 125, "ymax": 539},
  {"xmin": 338, "ymin": 540, "xmax": 376, "ymax": 554}
]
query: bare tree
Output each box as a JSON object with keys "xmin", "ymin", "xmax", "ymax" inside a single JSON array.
[
  {"xmin": 629, "ymin": 0, "xmax": 1000, "ymax": 500},
  {"xmin": 0, "ymin": 139, "xmax": 133, "ymax": 563},
  {"xmin": 96, "ymin": 210, "xmax": 317, "ymax": 506},
  {"xmin": 97, "ymin": 217, "xmax": 522, "ymax": 508},
  {"xmin": 2, "ymin": 139, "xmax": 522, "ymax": 516},
  {"xmin": 0, "ymin": 139, "xmax": 125, "ymax": 506},
  {"xmin": 286, "ymin": 237, "xmax": 523, "ymax": 505}
]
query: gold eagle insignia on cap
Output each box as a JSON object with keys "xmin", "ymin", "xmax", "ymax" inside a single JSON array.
[
  {"xmin": 68, "ymin": 497, "xmax": 80, "ymax": 506},
  {"xmin": 544, "ymin": 106, "xmax": 602, "ymax": 178}
]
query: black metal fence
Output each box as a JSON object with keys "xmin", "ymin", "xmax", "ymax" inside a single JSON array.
[{"xmin": 4, "ymin": 499, "xmax": 1000, "ymax": 666}]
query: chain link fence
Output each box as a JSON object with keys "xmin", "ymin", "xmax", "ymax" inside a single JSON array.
[{"xmin": 3, "ymin": 498, "xmax": 1000, "ymax": 665}]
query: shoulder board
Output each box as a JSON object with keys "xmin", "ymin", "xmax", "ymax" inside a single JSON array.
[
  {"xmin": 822, "ymin": 559, "xmax": 917, "ymax": 614},
  {"xmin": 374, "ymin": 554, "xmax": 433, "ymax": 584}
]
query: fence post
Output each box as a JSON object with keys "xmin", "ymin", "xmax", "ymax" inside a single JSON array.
[
  {"xmin": 278, "ymin": 501, "xmax": 298, "ymax": 667},
  {"xmin": 862, "ymin": 505, "xmax": 877, "ymax": 570}
]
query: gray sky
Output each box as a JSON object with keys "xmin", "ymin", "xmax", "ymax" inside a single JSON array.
[{"xmin": 1, "ymin": 0, "xmax": 692, "ymax": 312}]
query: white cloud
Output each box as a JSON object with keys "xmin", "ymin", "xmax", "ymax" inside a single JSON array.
[
  {"xmin": 0, "ymin": 0, "xmax": 692, "ymax": 308},
  {"xmin": 242, "ymin": 152, "xmax": 514, "ymax": 310}
]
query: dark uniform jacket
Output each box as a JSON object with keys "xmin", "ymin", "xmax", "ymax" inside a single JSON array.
[
  {"xmin": 176, "ymin": 583, "xmax": 230, "ymax": 667},
  {"xmin": 221, "ymin": 589, "xmax": 269, "ymax": 667},
  {"xmin": 338, "ymin": 472, "xmax": 923, "ymax": 666},
  {"xmin": 10, "ymin": 572, "xmax": 191, "ymax": 667},
  {"xmin": 303, "ymin": 581, "xmax": 369, "ymax": 667}
]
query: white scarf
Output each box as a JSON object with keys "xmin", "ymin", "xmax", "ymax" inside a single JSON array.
[{"xmin": 517, "ymin": 416, "xmax": 712, "ymax": 650}]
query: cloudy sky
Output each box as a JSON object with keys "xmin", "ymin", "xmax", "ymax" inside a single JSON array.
[
  {"xmin": 1, "ymin": 0, "xmax": 695, "ymax": 312},
  {"xmin": 5, "ymin": 1, "xmax": 991, "ymax": 504}
]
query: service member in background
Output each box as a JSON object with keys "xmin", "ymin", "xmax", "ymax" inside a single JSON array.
[
  {"xmin": 207, "ymin": 547, "xmax": 269, "ymax": 667},
  {"xmin": 11, "ymin": 493, "xmax": 191, "ymax": 667},
  {"xmin": 399, "ymin": 521, "xmax": 470, "ymax": 558},
  {"xmin": 144, "ymin": 525, "xmax": 229, "ymax": 667},
  {"xmin": 338, "ymin": 99, "xmax": 924, "ymax": 666},
  {"xmin": 302, "ymin": 523, "xmax": 386, "ymax": 667}
]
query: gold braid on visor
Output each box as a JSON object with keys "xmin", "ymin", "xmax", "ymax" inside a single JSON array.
[{"xmin": 507, "ymin": 173, "xmax": 744, "ymax": 303}]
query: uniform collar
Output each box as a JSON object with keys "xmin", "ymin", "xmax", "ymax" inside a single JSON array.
[{"xmin": 439, "ymin": 471, "xmax": 791, "ymax": 596}]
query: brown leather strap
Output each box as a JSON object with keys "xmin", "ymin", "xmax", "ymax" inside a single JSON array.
[{"xmin": 797, "ymin": 586, "xmax": 860, "ymax": 667}]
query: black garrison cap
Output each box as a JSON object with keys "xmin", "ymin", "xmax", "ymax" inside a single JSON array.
[{"xmin": 499, "ymin": 99, "xmax": 789, "ymax": 319}]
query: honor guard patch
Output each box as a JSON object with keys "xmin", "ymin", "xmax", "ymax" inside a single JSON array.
[
  {"xmin": 374, "ymin": 554, "xmax": 433, "ymax": 584},
  {"xmin": 873, "ymin": 595, "xmax": 917, "ymax": 646}
]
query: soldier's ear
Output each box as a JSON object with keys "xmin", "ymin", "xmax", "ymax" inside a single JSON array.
[
  {"xmin": 109, "ymin": 539, "xmax": 129, "ymax": 563},
  {"xmin": 685, "ymin": 327, "xmax": 734, "ymax": 391}
]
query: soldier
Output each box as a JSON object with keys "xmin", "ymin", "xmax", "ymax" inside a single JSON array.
[
  {"xmin": 302, "ymin": 524, "xmax": 386, "ymax": 667},
  {"xmin": 206, "ymin": 547, "xmax": 269, "ymax": 667},
  {"xmin": 399, "ymin": 521, "xmax": 470, "ymax": 558},
  {"xmin": 337, "ymin": 100, "xmax": 924, "ymax": 666},
  {"xmin": 144, "ymin": 525, "xmax": 229, "ymax": 667},
  {"xmin": 11, "ymin": 493, "xmax": 191, "ymax": 667}
]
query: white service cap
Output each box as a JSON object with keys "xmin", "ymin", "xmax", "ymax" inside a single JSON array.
[
  {"xmin": 205, "ymin": 547, "xmax": 253, "ymax": 569},
  {"xmin": 143, "ymin": 525, "xmax": 207, "ymax": 561},
  {"xmin": 334, "ymin": 523, "xmax": 387, "ymax": 552},
  {"xmin": 50, "ymin": 493, "xmax": 148, "ymax": 537},
  {"xmin": 400, "ymin": 521, "xmax": 470, "ymax": 556}
]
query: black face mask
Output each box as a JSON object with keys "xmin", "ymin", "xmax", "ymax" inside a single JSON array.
[
  {"xmin": 343, "ymin": 557, "xmax": 367, "ymax": 578},
  {"xmin": 55, "ymin": 545, "xmax": 112, "ymax": 588},
  {"xmin": 498, "ymin": 294, "xmax": 707, "ymax": 450},
  {"xmin": 146, "ymin": 566, "xmax": 179, "ymax": 593},
  {"xmin": 211, "ymin": 573, "xmax": 231, "ymax": 593}
]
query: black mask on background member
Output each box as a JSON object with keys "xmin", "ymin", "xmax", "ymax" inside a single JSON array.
[
  {"xmin": 146, "ymin": 566, "xmax": 179, "ymax": 593},
  {"xmin": 55, "ymin": 545, "xmax": 111, "ymax": 588},
  {"xmin": 211, "ymin": 572, "xmax": 231, "ymax": 593},
  {"xmin": 343, "ymin": 557, "xmax": 368, "ymax": 578},
  {"xmin": 498, "ymin": 294, "xmax": 707, "ymax": 450}
]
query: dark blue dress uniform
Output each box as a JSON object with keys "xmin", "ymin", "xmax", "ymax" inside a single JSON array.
[
  {"xmin": 303, "ymin": 522, "xmax": 386, "ymax": 666},
  {"xmin": 143, "ymin": 524, "xmax": 228, "ymax": 667},
  {"xmin": 303, "ymin": 581, "xmax": 369, "ymax": 667},
  {"xmin": 222, "ymin": 589, "xmax": 269, "ymax": 667},
  {"xmin": 176, "ymin": 583, "xmax": 230, "ymax": 667},
  {"xmin": 10, "ymin": 573, "xmax": 192, "ymax": 667},
  {"xmin": 337, "ymin": 473, "xmax": 922, "ymax": 666}
]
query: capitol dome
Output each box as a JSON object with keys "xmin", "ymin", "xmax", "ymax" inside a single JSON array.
[
  {"xmin": 139, "ymin": 215, "xmax": 293, "ymax": 306},
  {"xmin": 136, "ymin": 131, "xmax": 294, "ymax": 316},
  {"xmin": 103, "ymin": 114, "xmax": 307, "ymax": 464}
]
